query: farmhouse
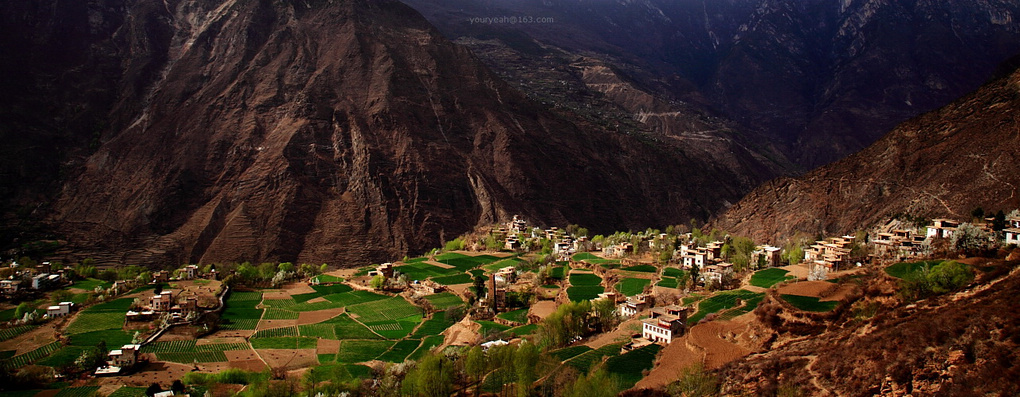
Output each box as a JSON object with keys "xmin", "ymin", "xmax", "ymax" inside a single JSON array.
[
  {"xmin": 368, "ymin": 263, "xmax": 395, "ymax": 278},
  {"xmin": 153, "ymin": 270, "xmax": 170, "ymax": 283},
  {"xmin": 180, "ymin": 264, "xmax": 199, "ymax": 279},
  {"xmin": 804, "ymin": 235, "xmax": 855, "ymax": 270},
  {"xmin": 702, "ymin": 263, "xmax": 734, "ymax": 285},
  {"xmin": 617, "ymin": 294, "xmax": 652, "ymax": 317},
  {"xmin": 46, "ymin": 301, "xmax": 73, "ymax": 318},
  {"xmin": 150, "ymin": 291, "xmax": 174, "ymax": 312},
  {"xmin": 752, "ymin": 245, "xmax": 782, "ymax": 268},
  {"xmin": 0, "ymin": 279, "xmax": 20, "ymax": 296},
  {"xmin": 927, "ymin": 219, "xmax": 959, "ymax": 240},
  {"xmin": 96, "ymin": 344, "xmax": 142, "ymax": 375},
  {"xmin": 642, "ymin": 305, "xmax": 689, "ymax": 343},
  {"xmin": 680, "ymin": 244, "xmax": 709, "ymax": 269},
  {"xmin": 1006, "ymin": 228, "xmax": 1020, "ymax": 246},
  {"xmin": 494, "ymin": 266, "xmax": 516, "ymax": 284}
]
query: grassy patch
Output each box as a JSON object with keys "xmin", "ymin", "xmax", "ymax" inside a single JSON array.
[
  {"xmin": 567, "ymin": 285, "xmax": 604, "ymax": 301},
  {"xmin": 662, "ymin": 267, "xmax": 685, "ymax": 278},
  {"xmin": 411, "ymin": 312, "xmax": 457, "ymax": 338},
  {"xmin": 477, "ymin": 320, "xmax": 512, "ymax": 335},
  {"xmin": 621, "ymin": 264, "xmax": 657, "ymax": 273},
  {"xmin": 322, "ymin": 314, "xmax": 381, "ymax": 340},
  {"xmin": 366, "ymin": 315, "xmax": 422, "ymax": 339},
  {"xmin": 483, "ymin": 257, "xmax": 523, "ymax": 273},
  {"xmin": 430, "ymin": 273, "xmax": 473, "ymax": 285},
  {"xmin": 65, "ymin": 311, "xmax": 125, "ymax": 334},
  {"xmin": 423, "ymin": 292, "xmax": 463, "ymax": 310},
  {"xmin": 348, "ymin": 297, "xmax": 421, "ymax": 323},
  {"xmin": 616, "ymin": 278, "xmax": 651, "ymax": 296},
  {"xmin": 68, "ymin": 330, "xmax": 134, "ymax": 347},
  {"xmin": 311, "ymin": 274, "xmax": 344, "ymax": 283},
  {"xmin": 0, "ymin": 341, "xmax": 61, "ymax": 370},
  {"xmin": 262, "ymin": 308, "xmax": 300, "ymax": 320},
  {"xmin": 549, "ymin": 266, "xmax": 566, "ymax": 280},
  {"xmin": 406, "ymin": 335, "xmax": 444, "ymax": 361},
  {"xmin": 252, "ymin": 327, "xmax": 298, "ymax": 338},
  {"xmin": 337, "ymin": 340, "xmax": 394, "ymax": 363},
  {"xmin": 569, "ymin": 272, "xmax": 602, "ymax": 286},
  {"xmin": 36, "ymin": 345, "xmax": 90, "ymax": 368},
  {"xmin": 656, "ymin": 277, "xmax": 678, "ymax": 288},
  {"xmin": 250, "ymin": 337, "xmax": 317, "ymax": 350},
  {"xmin": 564, "ymin": 343, "xmax": 624, "ymax": 374},
  {"xmin": 885, "ymin": 260, "xmax": 944, "ymax": 279},
  {"xmin": 549, "ymin": 345, "xmax": 593, "ymax": 361},
  {"xmin": 606, "ymin": 344, "xmax": 662, "ymax": 389},
  {"xmin": 780, "ymin": 295, "xmax": 839, "ymax": 312},
  {"xmin": 571, "ymin": 252, "xmax": 601, "ymax": 261},
  {"xmin": 108, "ymin": 387, "xmax": 148, "ymax": 397},
  {"xmin": 718, "ymin": 294, "xmax": 766, "ymax": 320},
  {"xmin": 394, "ymin": 262, "xmax": 460, "ymax": 281},
  {"xmin": 376, "ymin": 339, "xmax": 421, "ymax": 363},
  {"xmin": 688, "ymin": 289, "xmax": 763, "ymax": 324},
  {"xmin": 55, "ymin": 386, "xmax": 101, "ymax": 397},
  {"xmin": 749, "ymin": 268, "xmax": 796, "ymax": 288},
  {"xmin": 681, "ymin": 294, "xmax": 704, "ymax": 305},
  {"xmin": 495, "ymin": 309, "xmax": 529, "ymax": 324},
  {"xmin": 321, "ymin": 290, "xmax": 389, "ymax": 306},
  {"xmin": 434, "ymin": 253, "xmax": 502, "ymax": 271},
  {"xmin": 71, "ymin": 278, "xmax": 111, "ymax": 291}
]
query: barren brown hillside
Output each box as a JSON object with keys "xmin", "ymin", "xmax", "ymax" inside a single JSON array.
[{"xmin": 713, "ymin": 63, "xmax": 1020, "ymax": 243}]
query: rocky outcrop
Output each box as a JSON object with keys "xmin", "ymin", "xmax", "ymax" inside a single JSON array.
[
  {"xmin": 0, "ymin": 0, "xmax": 765, "ymax": 266},
  {"xmin": 403, "ymin": 0, "xmax": 1020, "ymax": 168},
  {"xmin": 712, "ymin": 63, "xmax": 1020, "ymax": 243}
]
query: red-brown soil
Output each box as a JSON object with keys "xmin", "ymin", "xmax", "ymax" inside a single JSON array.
[
  {"xmin": 528, "ymin": 300, "xmax": 558, "ymax": 321},
  {"xmin": 257, "ymin": 349, "xmax": 318, "ymax": 371},
  {"xmin": 256, "ymin": 319, "xmax": 298, "ymax": 330},
  {"xmin": 316, "ymin": 338, "xmax": 340, "ymax": 355},
  {"xmin": 297, "ymin": 308, "xmax": 345, "ymax": 325}
]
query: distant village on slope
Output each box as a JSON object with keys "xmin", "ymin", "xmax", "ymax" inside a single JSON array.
[{"xmin": 0, "ymin": 210, "xmax": 1017, "ymax": 396}]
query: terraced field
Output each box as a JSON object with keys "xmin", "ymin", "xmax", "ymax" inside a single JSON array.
[
  {"xmin": 564, "ymin": 343, "xmax": 625, "ymax": 373},
  {"xmin": 616, "ymin": 278, "xmax": 651, "ymax": 296},
  {"xmin": 750, "ymin": 268, "xmax": 796, "ymax": 288},
  {"xmin": 687, "ymin": 289, "xmax": 764, "ymax": 324},
  {"xmin": 567, "ymin": 271, "xmax": 604, "ymax": 301},
  {"xmin": 605, "ymin": 344, "xmax": 662, "ymax": 389},
  {"xmin": 0, "ymin": 341, "xmax": 61, "ymax": 370}
]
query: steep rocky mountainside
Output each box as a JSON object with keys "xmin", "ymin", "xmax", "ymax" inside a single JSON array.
[
  {"xmin": 402, "ymin": 0, "xmax": 1020, "ymax": 168},
  {"xmin": 716, "ymin": 262, "xmax": 1020, "ymax": 396},
  {"xmin": 712, "ymin": 63, "xmax": 1020, "ymax": 244},
  {"xmin": 0, "ymin": 0, "xmax": 773, "ymax": 266}
]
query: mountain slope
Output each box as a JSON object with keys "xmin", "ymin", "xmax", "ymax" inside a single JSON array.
[
  {"xmin": 402, "ymin": 0, "xmax": 1020, "ymax": 168},
  {"xmin": 712, "ymin": 63, "xmax": 1020, "ymax": 243},
  {"xmin": 0, "ymin": 0, "xmax": 762, "ymax": 266}
]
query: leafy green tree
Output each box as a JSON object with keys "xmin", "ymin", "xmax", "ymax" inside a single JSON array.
[
  {"xmin": 319, "ymin": 264, "xmax": 328, "ymax": 274},
  {"xmin": 278, "ymin": 262, "xmax": 294, "ymax": 273},
  {"xmin": 562, "ymin": 368, "xmax": 618, "ymax": 397},
  {"xmin": 464, "ymin": 346, "xmax": 487, "ymax": 394},
  {"xmin": 473, "ymin": 275, "xmax": 487, "ymax": 304},
  {"xmin": 590, "ymin": 298, "xmax": 618, "ymax": 333},
  {"xmin": 14, "ymin": 302, "xmax": 32, "ymax": 319},
  {"xmin": 402, "ymin": 354, "xmax": 454, "ymax": 397},
  {"xmin": 514, "ymin": 342, "xmax": 539, "ymax": 397},
  {"xmin": 370, "ymin": 275, "xmax": 385, "ymax": 290},
  {"xmin": 972, "ymin": 207, "xmax": 985, "ymax": 220}
]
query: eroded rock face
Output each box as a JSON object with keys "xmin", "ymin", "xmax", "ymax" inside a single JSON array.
[
  {"xmin": 1, "ymin": 0, "xmax": 757, "ymax": 266},
  {"xmin": 403, "ymin": 0, "xmax": 1020, "ymax": 168},
  {"xmin": 712, "ymin": 64, "xmax": 1020, "ymax": 244}
]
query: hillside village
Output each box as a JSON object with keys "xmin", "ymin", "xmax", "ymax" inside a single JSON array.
[{"xmin": 0, "ymin": 212, "xmax": 1017, "ymax": 396}]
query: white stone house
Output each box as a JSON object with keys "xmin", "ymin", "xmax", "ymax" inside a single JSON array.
[
  {"xmin": 1006, "ymin": 228, "xmax": 1020, "ymax": 246},
  {"xmin": 46, "ymin": 301, "xmax": 73, "ymax": 318}
]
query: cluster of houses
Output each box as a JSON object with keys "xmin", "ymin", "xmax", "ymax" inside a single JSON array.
[
  {"xmin": 615, "ymin": 293, "xmax": 691, "ymax": 351},
  {"xmin": 1, "ymin": 265, "xmax": 68, "ymax": 299},
  {"xmin": 126, "ymin": 289, "xmax": 199, "ymax": 322}
]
